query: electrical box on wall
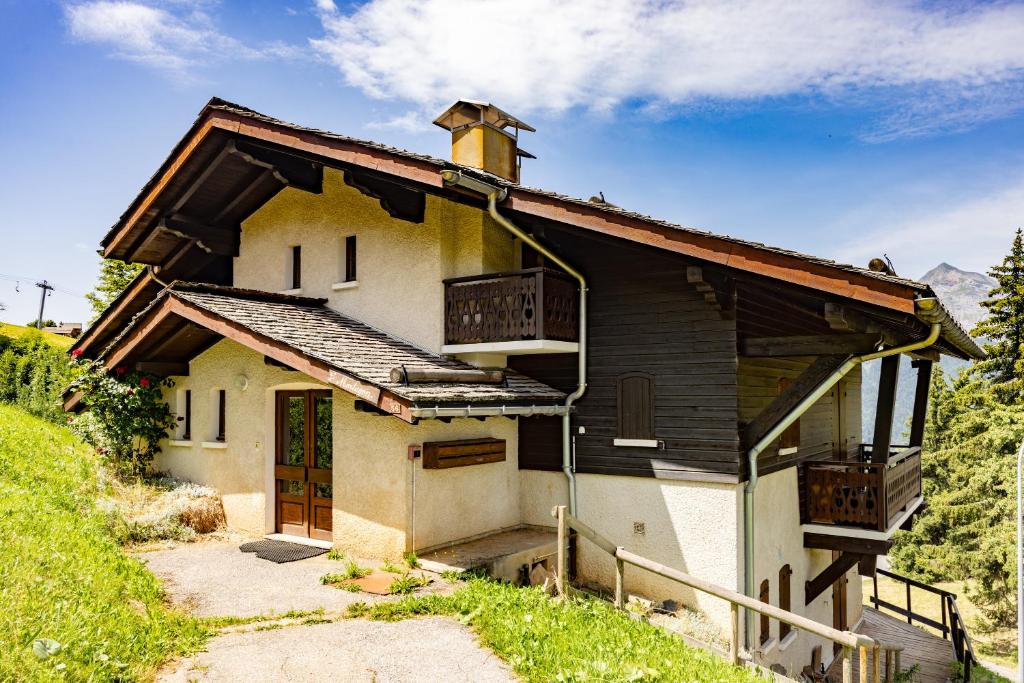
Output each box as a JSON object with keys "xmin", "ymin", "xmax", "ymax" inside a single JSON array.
[{"xmin": 407, "ymin": 445, "xmax": 422, "ymax": 461}]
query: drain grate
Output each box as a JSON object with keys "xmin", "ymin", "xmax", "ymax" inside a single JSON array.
[{"xmin": 239, "ymin": 539, "xmax": 327, "ymax": 564}]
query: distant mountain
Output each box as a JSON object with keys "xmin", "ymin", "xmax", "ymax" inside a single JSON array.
[
  {"xmin": 918, "ymin": 263, "xmax": 995, "ymax": 331},
  {"xmin": 861, "ymin": 264, "xmax": 993, "ymax": 443}
]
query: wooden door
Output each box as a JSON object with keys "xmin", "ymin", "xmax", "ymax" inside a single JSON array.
[
  {"xmin": 275, "ymin": 390, "xmax": 333, "ymax": 541},
  {"xmin": 832, "ymin": 550, "xmax": 848, "ymax": 653}
]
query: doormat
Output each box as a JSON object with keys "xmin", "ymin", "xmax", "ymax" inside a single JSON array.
[{"xmin": 240, "ymin": 539, "xmax": 328, "ymax": 564}]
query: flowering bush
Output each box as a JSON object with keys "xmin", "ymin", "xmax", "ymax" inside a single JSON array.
[{"xmin": 69, "ymin": 363, "xmax": 175, "ymax": 476}]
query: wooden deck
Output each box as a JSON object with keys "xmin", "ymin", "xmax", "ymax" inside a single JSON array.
[{"xmin": 827, "ymin": 607, "xmax": 956, "ymax": 683}]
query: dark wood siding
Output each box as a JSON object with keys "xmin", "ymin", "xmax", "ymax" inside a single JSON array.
[
  {"xmin": 511, "ymin": 230, "xmax": 740, "ymax": 481},
  {"xmin": 738, "ymin": 357, "xmax": 862, "ymax": 476}
]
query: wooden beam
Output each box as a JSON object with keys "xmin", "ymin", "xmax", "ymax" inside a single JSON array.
[
  {"xmin": 134, "ymin": 361, "xmax": 189, "ymax": 376},
  {"xmin": 908, "ymin": 359, "xmax": 933, "ymax": 449},
  {"xmin": 742, "ymin": 354, "xmax": 851, "ymax": 450},
  {"xmin": 806, "ymin": 552, "xmax": 860, "ymax": 604},
  {"xmin": 213, "ymin": 167, "xmax": 274, "ymax": 223},
  {"xmin": 160, "ymin": 214, "xmax": 238, "ymax": 256},
  {"xmin": 857, "ymin": 554, "xmax": 877, "ymax": 577},
  {"xmin": 171, "ymin": 141, "xmax": 237, "ymax": 214},
  {"xmin": 72, "ymin": 270, "xmax": 155, "ymax": 356},
  {"xmin": 685, "ymin": 266, "xmax": 734, "ymax": 319},
  {"xmin": 232, "ymin": 140, "xmax": 324, "ymax": 194},
  {"xmin": 803, "ymin": 533, "xmax": 892, "ymax": 555},
  {"xmin": 872, "ymin": 355, "xmax": 901, "ymax": 462},
  {"xmin": 343, "ymin": 169, "xmax": 425, "ymax": 223},
  {"xmin": 739, "ymin": 333, "xmax": 881, "ymax": 357}
]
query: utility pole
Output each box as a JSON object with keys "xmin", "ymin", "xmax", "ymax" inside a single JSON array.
[{"xmin": 35, "ymin": 280, "xmax": 54, "ymax": 329}]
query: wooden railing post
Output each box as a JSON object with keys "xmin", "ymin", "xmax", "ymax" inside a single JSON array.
[
  {"xmin": 859, "ymin": 645, "xmax": 868, "ymax": 683},
  {"xmin": 729, "ymin": 603, "xmax": 740, "ymax": 665},
  {"xmin": 614, "ymin": 554, "xmax": 625, "ymax": 609},
  {"xmin": 872, "ymin": 644, "xmax": 880, "ymax": 683},
  {"xmin": 905, "ymin": 582, "xmax": 912, "ymax": 624},
  {"xmin": 884, "ymin": 648, "xmax": 893, "ymax": 683},
  {"xmin": 555, "ymin": 505, "xmax": 568, "ymax": 597},
  {"xmin": 842, "ymin": 646, "xmax": 853, "ymax": 683}
]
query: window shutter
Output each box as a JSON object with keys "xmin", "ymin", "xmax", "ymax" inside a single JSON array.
[
  {"xmin": 779, "ymin": 564, "xmax": 792, "ymax": 639},
  {"xmin": 778, "ymin": 377, "xmax": 800, "ymax": 450},
  {"xmin": 759, "ymin": 579, "xmax": 770, "ymax": 645},
  {"xmin": 617, "ymin": 372, "xmax": 654, "ymax": 440}
]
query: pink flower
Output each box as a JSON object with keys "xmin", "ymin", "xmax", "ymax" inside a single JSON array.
[
  {"xmin": 115, "ymin": 366, "xmax": 127, "ymax": 376},
  {"xmin": 139, "ymin": 378, "xmax": 151, "ymax": 388},
  {"xmin": 71, "ymin": 348, "xmax": 83, "ymax": 359}
]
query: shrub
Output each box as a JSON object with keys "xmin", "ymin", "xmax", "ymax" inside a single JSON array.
[
  {"xmin": 68, "ymin": 363, "xmax": 176, "ymax": 475},
  {"xmin": 0, "ymin": 329, "xmax": 73, "ymax": 422}
]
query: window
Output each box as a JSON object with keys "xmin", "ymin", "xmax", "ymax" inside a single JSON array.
[
  {"xmin": 779, "ymin": 564, "xmax": 792, "ymax": 639},
  {"xmin": 180, "ymin": 389, "xmax": 191, "ymax": 440},
  {"xmin": 778, "ymin": 377, "xmax": 800, "ymax": 453},
  {"xmin": 216, "ymin": 389, "xmax": 226, "ymax": 441},
  {"xmin": 759, "ymin": 579, "xmax": 771, "ymax": 645},
  {"xmin": 617, "ymin": 372, "xmax": 655, "ymax": 441},
  {"xmin": 344, "ymin": 235, "xmax": 357, "ymax": 282},
  {"xmin": 290, "ymin": 245, "xmax": 302, "ymax": 290}
]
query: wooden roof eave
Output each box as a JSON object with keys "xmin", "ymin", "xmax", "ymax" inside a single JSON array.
[
  {"xmin": 102, "ymin": 100, "xmax": 925, "ymax": 318},
  {"xmin": 102, "ymin": 294, "xmax": 416, "ymax": 423},
  {"xmin": 70, "ymin": 269, "xmax": 159, "ymax": 358}
]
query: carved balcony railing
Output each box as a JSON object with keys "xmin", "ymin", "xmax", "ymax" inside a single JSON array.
[
  {"xmin": 443, "ymin": 268, "xmax": 579, "ymax": 346},
  {"xmin": 802, "ymin": 445, "xmax": 922, "ymax": 532}
]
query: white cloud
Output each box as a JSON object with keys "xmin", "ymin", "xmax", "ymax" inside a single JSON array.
[
  {"xmin": 65, "ymin": 1, "xmax": 301, "ymax": 77},
  {"xmin": 310, "ymin": 0, "xmax": 1024, "ymax": 139},
  {"xmin": 834, "ymin": 177, "xmax": 1024, "ymax": 278}
]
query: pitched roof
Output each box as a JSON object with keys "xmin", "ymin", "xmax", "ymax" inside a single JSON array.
[
  {"xmin": 95, "ymin": 97, "xmax": 984, "ymax": 360},
  {"xmin": 101, "ymin": 283, "xmax": 566, "ymax": 408}
]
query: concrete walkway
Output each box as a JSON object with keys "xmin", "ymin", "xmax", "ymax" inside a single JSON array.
[
  {"xmin": 145, "ymin": 541, "xmax": 517, "ymax": 681},
  {"xmin": 159, "ymin": 617, "xmax": 515, "ymax": 682}
]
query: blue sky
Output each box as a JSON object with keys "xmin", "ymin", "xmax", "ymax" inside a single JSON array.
[{"xmin": 1, "ymin": 0, "xmax": 1023, "ymax": 326}]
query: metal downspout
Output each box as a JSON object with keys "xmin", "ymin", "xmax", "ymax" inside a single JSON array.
[
  {"xmin": 741, "ymin": 319, "xmax": 941, "ymax": 650},
  {"xmin": 440, "ymin": 170, "xmax": 587, "ymax": 516}
]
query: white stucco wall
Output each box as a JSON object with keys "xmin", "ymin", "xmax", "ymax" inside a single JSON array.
[
  {"xmin": 751, "ymin": 467, "xmax": 863, "ymax": 675},
  {"xmin": 157, "ymin": 339, "xmax": 523, "ymax": 558},
  {"xmin": 155, "ymin": 339, "xmax": 314, "ymax": 534},
  {"xmin": 233, "ymin": 167, "xmax": 515, "ymax": 354}
]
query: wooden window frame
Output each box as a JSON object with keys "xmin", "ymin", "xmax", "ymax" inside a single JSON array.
[
  {"xmin": 216, "ymin": 389, "xmax": 226, "ymax": 442},
  {"xmin": 616, "ymin": 371, "xmax": 655, "ymax": 442},
  {"xmin": 344, "ymin": 235, "xmax": 357, "ymax": 282},
  {"xmin": 759, "ymin": 578, "xmax": 771, "ymax": 645},
  {"xmin": 182, "ymin": 389, "xmax": 191, "ymax": 440},
  {"xmin": 779, "ymin": 564, "xmax": 792, "ymax": 639},
  {"xmin": 291, "ymin": 245, "xmax": 302, "ymax": 290}
]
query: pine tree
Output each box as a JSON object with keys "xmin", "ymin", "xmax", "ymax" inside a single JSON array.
[
  {"xmin": 923, "ymin": 364, "xmax": 951, "ymax": 452},
  {"xmin": 85, "ymin": 259, "xmax": 144, "ymax": 323},
  {"xmin": 973, "ymin": 228, "xmax": 1024, "ymax": 402}
]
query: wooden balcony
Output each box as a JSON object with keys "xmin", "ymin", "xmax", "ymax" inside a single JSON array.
[
  {"xmin": 802, "ymin": 445, "xmax": 922, "ymax": 533},
  {"xmin": 443, "ymin": 268, "xmax": 579, "ymax": 350}
]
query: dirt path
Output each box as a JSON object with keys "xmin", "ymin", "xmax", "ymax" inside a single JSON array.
[{"xmin": 144, "ymin": 541, "xmax": 517, "ymax": 682}]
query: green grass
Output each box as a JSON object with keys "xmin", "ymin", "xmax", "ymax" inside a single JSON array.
[
  {"xmin": 0, "ymin": 404, "xmax": 208, "ymax": 680},
  {"xmin": 0, "ymin": 322, "xmax": 74, "ymax": 349},
  {"xmin": 387, "ymin": 574, "xmax": 430, "ymax": 595},
  {"xmin": 353, "ymin": 577, "xmax": 759, "ymax": 683}
]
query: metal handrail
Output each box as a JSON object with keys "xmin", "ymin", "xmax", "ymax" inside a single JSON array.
[{"xmin": 551, "ymin": 506, "xmax": 903, "ymax": 683}]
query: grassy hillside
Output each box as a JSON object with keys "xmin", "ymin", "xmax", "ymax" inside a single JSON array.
[
  {"xmin": 0, "ymin": 404, "xmax": 207, "ymax": 680},
  {"xmin": 0, "ymin": 322, "xmax": 74, "ymax": 349}
]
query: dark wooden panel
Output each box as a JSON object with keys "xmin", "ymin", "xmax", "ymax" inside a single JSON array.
[
  {"xmin": 512, "ymin": 230, "xmax": 740, "ymax": 478},
  {"xmin": 423, "ymin": 438, "xmax": 506, "ymax": 469}
]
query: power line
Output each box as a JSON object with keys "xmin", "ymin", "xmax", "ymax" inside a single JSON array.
[{"xmin": 0, "ymin": 272, "xmax": 85, "ymax": 298}]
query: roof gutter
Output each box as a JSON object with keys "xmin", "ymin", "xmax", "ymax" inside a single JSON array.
[
  {"xmin": 440, "ymin": 169, "xmax": 587, "ymax": 517},
  {"xmin": 742, "ymin": 308, "xmax": 942, "ymax": 650},
  {"xmin": 914, "ymin": 296, "xmax": 985, "ymax": 360},
  {"xmin": 410, "ymin": 404, "xmax": 571, "ymax": 419}
]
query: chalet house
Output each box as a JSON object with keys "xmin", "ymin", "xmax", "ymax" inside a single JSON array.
[{"xmin": 69, "ymin": 98, "xmax": 984, "ymax": 675}]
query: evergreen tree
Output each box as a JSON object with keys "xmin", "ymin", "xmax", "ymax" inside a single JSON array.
[
  {"xmin": 973, "ymin": 228, "xmax": 1024, "ymax": 402},
  {"xmin": 85, "ymin": 259, "xmax": 143, "ymax": 323},
  {"xmin": 923, "ymin": 364, "xmax": 951, "ymax": 452}
]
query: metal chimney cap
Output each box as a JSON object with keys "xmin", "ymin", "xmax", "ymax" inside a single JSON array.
[{"xmin": 433, "ymin": 100, "xmax": 536, "ymax": 133}]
